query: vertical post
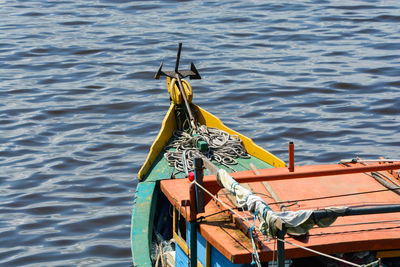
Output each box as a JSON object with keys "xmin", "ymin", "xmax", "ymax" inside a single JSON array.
[
  {"xmin": 288, "ymin": 142, "xmax": 294, "ymax": 172},
  {"xmin": 189, "ymin": 181, "xmax": 197, "ymax": 267},
  {"xmin": 175, "ymin": 42, "xmax": 182, "ymax": 72},
  {"xmin": 194, "ymin": 157, "xmax": 205, "ymax": 213},
  {"xmin": 189, "ymin": 157, "xmax": 204, "ymax": 266},
  {"xmin": 277, "ymin": 225, "xmax": 286, "ymax": 267}
]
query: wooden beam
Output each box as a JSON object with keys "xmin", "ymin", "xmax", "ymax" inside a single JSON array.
[{"xmin": 203, "ymin": 163, "xmax": 400, "ymax": 186}]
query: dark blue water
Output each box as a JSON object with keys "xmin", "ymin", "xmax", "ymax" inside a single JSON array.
[{"xmin": 1, "ymin": 0, "xmax": 399, "ymax": 266}]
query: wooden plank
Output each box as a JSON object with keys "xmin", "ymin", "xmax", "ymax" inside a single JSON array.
[
  {"xmin": 203, "ymin": 162, "xmax": 400, "ymax": 186},
  {"xmin": 262, "ymin": 181, "xmax": 287, "ymax": 211},
  {"xmin": 376, "ymin": 250, "xmax": 400, "ymax": 258}
]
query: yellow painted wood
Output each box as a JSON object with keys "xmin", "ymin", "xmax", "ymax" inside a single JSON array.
[
  {"xmin": 173, "ymin": 209, "xmax": 204, "ymax": 267},
  {"xmin": 193, "ymin": 104, "xmax": 286, "ymax": 168},
  {"xmin": 205, "ymin": 241, "xmax": 211, "ymax": 267},
  {"xmin": 173, "ymin": 232, "xmax": 204, "ymax": 267},
  {"xmin": 138, "ymin": 103, "xmax": 177, "ymax": 180},
  {"xmin": 173, "ymin": 207, "xmax": 177, "ymax": 235},
  {"xmin": 138, "ymin": 78, "xmax": 286, "ymax": 180},
  {"xmin": 376, "ymin": 250, "xmax": 400, "ymax": 258},
  {"xmin": 174, "ymin": 231, "xmax": 189, "ymax": 255}
]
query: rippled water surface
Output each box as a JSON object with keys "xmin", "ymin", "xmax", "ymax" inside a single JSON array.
[{"xmin": 1, "ymin": 0, "xmax": 399, "ymax": 266}]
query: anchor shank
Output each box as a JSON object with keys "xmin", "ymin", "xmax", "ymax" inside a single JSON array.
[
  {"xmin": 175, "ymin": 43, "xmax": 182, "ymax": 72},
  {"xmin": 175, "ymin": 73, "xmax": 196, "ymax": 131}
]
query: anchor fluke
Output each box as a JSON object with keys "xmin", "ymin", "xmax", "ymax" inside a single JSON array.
[
  {"xmin": 154, "ymin": 43, "xmax": 201, "ymax": 80},
  {"xmin": 154, "ymin": 61, "xmax": 164, "ymax": 80}
]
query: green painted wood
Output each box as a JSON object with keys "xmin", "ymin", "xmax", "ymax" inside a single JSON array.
[
  {"xmin": 142, "ymin": 151, "xmax": 176, "ymax": 182},
  {"xmin": 131, "ymin": 181, "xmax": 158, "ymax": 267}
]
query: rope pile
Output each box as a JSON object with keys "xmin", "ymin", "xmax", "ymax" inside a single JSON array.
[{"xmin": 164, "ymin": 123, "xmax": 250, "ymax": 174}]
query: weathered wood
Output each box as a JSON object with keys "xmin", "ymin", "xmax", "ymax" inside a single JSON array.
[
  {"xmin": 203, "ymin": 162, "xmax": 400, "ymax": 186},
  {"xmin": 262, "ymin": 181, "xmax": 287, "ymax": 211}
]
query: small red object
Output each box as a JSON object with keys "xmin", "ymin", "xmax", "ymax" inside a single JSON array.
[{"xmin": 188, "ymin": 172, "xmax": 195, "ymax": 182}]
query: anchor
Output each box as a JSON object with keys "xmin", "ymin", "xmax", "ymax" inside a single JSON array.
[
  {"xmin": 155, "ymin": 43, "xmax": 201, "ymax": 131},
  {"xmin": 154, "ymin": 43, "xmax": 201, "ymax": 80}
]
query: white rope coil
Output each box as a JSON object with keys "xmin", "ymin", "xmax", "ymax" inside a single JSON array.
[{"xmin": 164, "ymin": 124, "xmax": 249, "ymax": 173}]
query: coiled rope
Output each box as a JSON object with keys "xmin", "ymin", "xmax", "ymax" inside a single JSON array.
[{"xmin": 164, "ymin": 123, "xmax": 250, "ymax": 174}]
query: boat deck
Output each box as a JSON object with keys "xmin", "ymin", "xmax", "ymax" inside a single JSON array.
[{"xmin": 160, "ymin": 163, "xmax": 400, "ymax": 263}]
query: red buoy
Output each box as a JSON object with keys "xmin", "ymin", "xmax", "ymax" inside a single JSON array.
[{"xmin": 188, "ymin": 172, "xmax": 195, "ymax": 182}]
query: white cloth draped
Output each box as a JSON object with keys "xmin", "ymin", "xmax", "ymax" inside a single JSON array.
[{"xmin": 216, "ymin": 169, "xmax": 346, "ymax": 236}]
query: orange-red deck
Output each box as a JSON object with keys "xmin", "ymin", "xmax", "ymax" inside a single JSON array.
[{"xmin": 160, "ymin": 162, "xmax": 400, "ymax": 263}]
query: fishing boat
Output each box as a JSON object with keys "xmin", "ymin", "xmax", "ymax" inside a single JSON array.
[{"xmin": 131, "ymin": 44, "xmax": 400, "ymax": 267}]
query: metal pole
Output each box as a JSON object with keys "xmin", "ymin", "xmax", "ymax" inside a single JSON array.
[
  {"xmin": 277, "ymin": 225, "xmax": 286, "ymax": 267},
  {"xmin": 312, "ymin": 204, "xmax": 400, "ymax": 220},
  {"xmin": 175, "ymin": 43, "xmax": 182, "ymax": 72},
  {"xmin": 194, "ymin": 157, "xmax": 205, "ymax": 213},
  {"xmin": 189, "ymin": 182, "xmax": 197, "ymax": 267},
  {"xmin": 175, "ymin": 73, "xmax": 196, "ymax": 131},
  {"xmin": 288, "ymin": 142, "xmax": 294, "ymax": 172},
  {"xmin": 173, "ymin": 42, "xmax": 196, "ymax": 130},
  {"xmin": 189, "ymin": 220, "xmax": 197, "ymax": 267}
]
